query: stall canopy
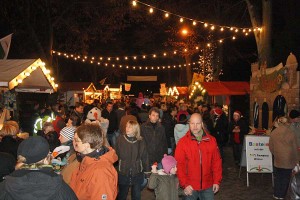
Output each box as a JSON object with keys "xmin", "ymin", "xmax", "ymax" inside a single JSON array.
[
  {"xmin": 0, "ymin": 59, "xmax": 57, "ymax": 93},
  {"xmin": 201, "ymin": 82, "xmax": 250, "ymax": 96}
]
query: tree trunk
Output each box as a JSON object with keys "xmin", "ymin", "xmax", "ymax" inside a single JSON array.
[
  {"xmin": 22, "ymin": 1, "xmax": 47, "ymax": 62},
  {"xmin": 46, "ymin": 0, "xmax": 53, "ymax": 66},
  {"xmin": 246, "ymin": 0, "xmax": 272, "ymax": 67},
  {"xmin": 185, "ymin": 54, "xmax": 192, "ymax": 85}
]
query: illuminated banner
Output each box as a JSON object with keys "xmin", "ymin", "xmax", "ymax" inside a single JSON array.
[{"xmin": 127, "ymin": 76, "xmax": 157, "ymax": 81}]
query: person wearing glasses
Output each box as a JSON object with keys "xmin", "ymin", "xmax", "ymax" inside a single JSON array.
[{"xmin": 69, "ymin": 124, "xmax": 118, "ymax": 200}]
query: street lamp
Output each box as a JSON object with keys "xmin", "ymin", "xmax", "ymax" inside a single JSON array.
[{"xmin": 181, "ymin": 28, "xmax": 188, "ymax": 36}]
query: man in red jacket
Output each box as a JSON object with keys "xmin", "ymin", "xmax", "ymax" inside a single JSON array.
[{"xmin": 175, "ymin": 113, "xmax": 222, "ymax": 199}]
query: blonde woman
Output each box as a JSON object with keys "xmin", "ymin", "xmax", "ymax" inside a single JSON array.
[{"xmin": 115, "ymin": 120, "xmax": 149, "ymax": 200}]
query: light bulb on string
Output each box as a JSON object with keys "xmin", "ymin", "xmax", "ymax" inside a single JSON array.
[
  {"xmin": 180, "ymin": 18, "xmax": 184, "ymax": 23},
  {"xmin": 165, "ymin": 13, "xmax": 169, "ymax": 18},
  {"xmin": 149, "ymin": 8, "xmax": 153, "ymax": 13},
  {"xmin": 132, "ymin": 0, "xmax": 137, "ymax": 6}
]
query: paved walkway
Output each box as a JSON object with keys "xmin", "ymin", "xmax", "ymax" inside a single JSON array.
[{"xmin": 137, "ymin": 146, "xmax": 274, "ymax": 200}]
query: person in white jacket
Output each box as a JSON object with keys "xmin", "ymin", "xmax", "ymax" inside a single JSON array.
[{"xmin": 174, "ymin": 114, "xmax": 189, "ymax": 144}]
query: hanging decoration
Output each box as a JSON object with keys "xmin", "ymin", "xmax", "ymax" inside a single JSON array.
[
  {"xmin": 125, "ymin": 83, "xmax": 131, "ymax": 92},
  {"xmin": 189, "ymin": 82, "xmax": 206, "ymax": 100},
  {"xmin": 192, "ymin": 73, "xmax": 205, "ymax": 84},
  {"xmin": 132, "ymin": 0, "xmax": 262, "ymax": 36},
  {"xmin": 167, "ymin": 86, "xmax": 179, "ymax": 99}
]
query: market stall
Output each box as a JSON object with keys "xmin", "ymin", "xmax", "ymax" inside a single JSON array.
[{"xmin": 0, "ymin": 58, "xmax": 58, "ymax": 132}]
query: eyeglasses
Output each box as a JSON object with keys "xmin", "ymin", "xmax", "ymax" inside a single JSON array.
[{"xmin": 73, "ymin": 138, "xmax": 83, "ymax": 143}]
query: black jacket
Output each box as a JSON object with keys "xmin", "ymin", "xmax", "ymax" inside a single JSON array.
[
  {"xmin": 0, "ymin": 136, "xmax": 22, "ymax": 160},
  {"xmin": 140, "ymin": 120, "xmax": 168, "ymax": 167},
  {"xmin": 161, "ymin": 111, "xmax": 176, "ymax": 148},
  {"xmin": 0, "ymin": 167, "xmax": 77, "ymax": 200},
  {"xmin": 212, "ymin": 113, "xmax": 229, "ymax": 145},
  {"xmin": 102, "ymin": 109, "xmax": 118, "ymax": 135},
  {"xmin": 115, "ymin": 135, "xmax": 149, "ymax": 176}
]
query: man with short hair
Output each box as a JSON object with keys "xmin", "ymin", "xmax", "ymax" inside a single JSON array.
[
  {"xmin": 102, "ymin": 102, "xmax": 118, "ymax": 146},
  {"xmin": 175, "ymin": 113, "xmax": 222, "ymax": 200},
  {"xmin": 140, "ymin": 107, "xmax": 167, "ymax": 168},
  {"xmin": 71, "ymin": 102, "xmax": 84, "ymax": 124}
]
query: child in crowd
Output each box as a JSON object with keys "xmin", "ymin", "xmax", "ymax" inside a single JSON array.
[
  {"xmin": 51, "ymin": 126, "xmax": 76, "ymax": 173},
  {"xmin": 115, "ymin": 120, "xmax": 149, "ymax": 200},
  {"xmin": 148, "ymin": 154, "xmax": 180, "ymax": 200}
]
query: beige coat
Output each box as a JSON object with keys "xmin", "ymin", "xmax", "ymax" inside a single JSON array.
[
  {"xmin": 61, "ymin": 153, "xmax": 79, "ymax": 185},
  {"xmin": 269, "ymin": 124, "xmax": 298, "ymax": 169}
]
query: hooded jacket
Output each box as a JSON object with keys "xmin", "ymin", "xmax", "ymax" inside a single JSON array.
[
  {"xmin": 174, "ymin": 124, "xmax": 189, "ymax": 144},
  {"xmin": 70, "ymin": 147, "xmax": 118, "ymax": 200},
  {"xmin": 0, "ymin": 167, "xmax": 77, "ymax": 200},
  {"xmin": 175, "ymin": 130, "xmax": 222, "ymax": 191}
]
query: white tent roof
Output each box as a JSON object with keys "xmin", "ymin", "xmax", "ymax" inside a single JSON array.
[{"xmin": 0, "ymin": 59, "xmax": 57, "ymax": 93}]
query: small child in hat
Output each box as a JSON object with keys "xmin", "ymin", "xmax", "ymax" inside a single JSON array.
[{"xmin": 148, "ymin": 154, "xmax": 180, "ymax": 200}]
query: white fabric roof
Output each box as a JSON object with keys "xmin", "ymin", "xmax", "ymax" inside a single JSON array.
[{"xmin": 0, "ymin": 59, "xmax": 55, "ymax": 93}]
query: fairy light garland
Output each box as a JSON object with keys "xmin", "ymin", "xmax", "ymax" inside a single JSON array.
[
  {"xmin": 53, "ymin": 50, "xmax": 199, "ymax": 70},
  {"xmin": 10, "ymin": 59, "xmax": 58, "ymax": 91},
  {"xmin": 132, "ymin": 0, "xmax": 262, "ymax": 36},
  {"xmin": 52, "ymin": 33, "xmax": 241, "ymax": 65}
]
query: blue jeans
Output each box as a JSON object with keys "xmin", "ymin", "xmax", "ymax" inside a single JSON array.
[
  {"xmin": 274, "ymin": 167, "xmax": 293, "ymax": 198},
  {"xmin": 107, "ymin": 131, "xmax": 119, "ymax": 148},
  {"xmin": 184, "ymin": 187, "xmax": 214, "ymax": 200}
]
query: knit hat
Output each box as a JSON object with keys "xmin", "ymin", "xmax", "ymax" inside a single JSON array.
[
  {"xmin": 214, "ymin": 108, "xmax": 223, "ymax": 116},
  {"xmin": 60, "ymin": 126, "xmax": 76, "ymax": 141},
  {"xmin": 162, "ymin": 154, "xmax": 177, "ymax": 174},
  {"xmin": 233, "ymin": 110, "xmax": 242, "ymax": 117},
  {"xmin": 289, "ymin": 110, "xmax": 300, "ymax": 119},
  {"xmin": 17, "ymin": 136, "xmax": 49, "ymax": 164}
]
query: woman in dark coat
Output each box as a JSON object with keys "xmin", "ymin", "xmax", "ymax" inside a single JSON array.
[{"xmin": 115, "ymin": 120, "xmax": 149, "ymax": 200}]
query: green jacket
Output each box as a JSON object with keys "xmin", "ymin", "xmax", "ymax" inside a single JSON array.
[{"xmin": 148, "ymin": 173, "xmax": 179, "ymax": 200}]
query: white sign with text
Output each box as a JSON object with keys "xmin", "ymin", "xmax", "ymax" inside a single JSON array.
[{"xmin": 246, "ymin": 135, "xmax": 273, "ymax": 173}]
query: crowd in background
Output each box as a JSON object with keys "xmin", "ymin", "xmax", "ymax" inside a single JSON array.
[{"xmin": 0, "ymin": 95, "xmax": 299, "ymax": 200}]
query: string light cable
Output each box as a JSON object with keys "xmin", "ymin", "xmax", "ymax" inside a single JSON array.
[
  {"xmin": 131, "ymin": 0, "xmax": 262, "ymax": 36},
  {"xmin": 53, "ymin": 51, "xmax": 199, "ymax": 70},
  {"xmin": 52, "ymin": 33, "xmax": 242, "ymax": 64}
]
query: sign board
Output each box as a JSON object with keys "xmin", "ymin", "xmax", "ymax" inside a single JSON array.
[
  {"xmin": 245, "ymin": 135, "xmax": 273, "ymax": 173},
  {"xmin": 127, "ymin": 76, "xmax": 157, "ymax": 81}
]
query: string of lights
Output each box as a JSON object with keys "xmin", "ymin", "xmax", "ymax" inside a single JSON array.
[
  {"xmin": 52, "ymin": 34, "xmax": 242, "ymax": 63},
  {"xmin": 53, "ymin": 50, "xmax": 200, "ymax": 70},
  {"xmin": 132, "ymin": 0, "xmax": 262, "ymax": 36}
]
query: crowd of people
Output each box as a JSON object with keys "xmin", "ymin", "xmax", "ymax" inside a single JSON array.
[{"xmin": 0, "ymin": 97, "xmax": 299, "ymax": 200}]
